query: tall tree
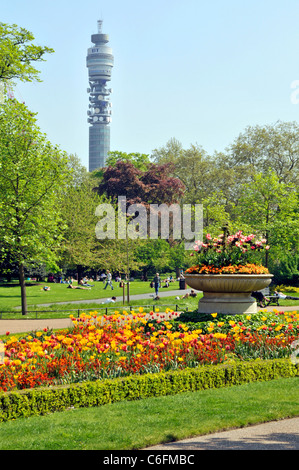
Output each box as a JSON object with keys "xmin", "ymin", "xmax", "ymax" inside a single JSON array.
[
  {"xmin": 234, "ymin": 171, "xmax": 299, "ymax": 267},
  {"xmin": 228, "ymin": 121, "xmax": 299, "ymax": 185},
  {"xmin": 59, "ymin": 175, "xmax": 106, "ymax": 279},
  {"xmin": 151, "ymin": 138, "xmax": 183, "ymax": 164},
  {"xmin": 95, "ymin": 160, "xmax": 185, "ymax": 206},
  {"xmin": 0, "ymin": 22, "xmax": 54, "ymax": 83},
  {"xmin": 0, "ymin": 99, "xmax": 71, "ymax": 314}
]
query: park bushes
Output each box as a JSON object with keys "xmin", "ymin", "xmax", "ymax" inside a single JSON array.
[{"xmin": 0, "ymin": 358, "xmax": 298, "ymax": 422}]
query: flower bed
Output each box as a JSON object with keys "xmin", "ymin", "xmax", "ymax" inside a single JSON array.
[{"xmin": 0, "ymin": 308, "xmax": 298, "ymax": 393}]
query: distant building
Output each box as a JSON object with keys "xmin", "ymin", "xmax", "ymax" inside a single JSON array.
[{"xmin": 86, "ymin": 20, "xmax": 114, "ymax": 171}]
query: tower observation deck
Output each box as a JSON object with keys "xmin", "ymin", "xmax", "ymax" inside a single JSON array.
[{"xmin": 86, "ymin": 20, "xmax": 114, "ymax": 171}]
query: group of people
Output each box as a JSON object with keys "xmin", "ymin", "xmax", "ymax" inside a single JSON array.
[{"xmin": 44, "ymin": 267, "xmax": 299, "ymax": 311}]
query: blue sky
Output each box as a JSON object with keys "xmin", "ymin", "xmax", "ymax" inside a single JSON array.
[{"xmin": 2, "ymin": 0, "xmax": 299, "ymax": 169}]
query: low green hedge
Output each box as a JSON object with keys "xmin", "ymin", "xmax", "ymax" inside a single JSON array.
[{"xmin": 0, "ymin": 358, "xmax": 298, "ymax": 422}]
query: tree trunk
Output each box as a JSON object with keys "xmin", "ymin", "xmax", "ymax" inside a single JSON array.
[
  {"xmin": 19, "ymin": 263, "xmax": 27, "ymax": 315},
  {"xmin": 265, "ymin": 230, "xmax": 269, "ymax": 268},
  {"xmin": 77, "ymin": 264, "xmax": 84, "ymax": 283},
  {"xmin": 142, "ymin": 267, "xmax": 148, "ymax": 281}
]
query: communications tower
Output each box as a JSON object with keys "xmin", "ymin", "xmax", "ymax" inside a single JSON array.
[{"xmin": 86, "ymin": 20, "xmax": 114, "ymax": 171}]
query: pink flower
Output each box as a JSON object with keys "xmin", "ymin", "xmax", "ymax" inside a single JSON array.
[{"xmin": 265, "ymin": 245, "xmax": 270, "ymax": 250}]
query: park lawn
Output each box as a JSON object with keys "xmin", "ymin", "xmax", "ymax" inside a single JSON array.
[
  {"xmin": 0, "ymin": 377, "xmax": 298, "ymax": 450},
  {"xmin": 0, "ymin": 292, "xmax": 198, "ymax": 320},
  {"xmin": 0, "ymin": 280, "xmax": 163, "ymax": 311}
]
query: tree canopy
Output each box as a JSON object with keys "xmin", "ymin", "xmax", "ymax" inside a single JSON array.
[
  {"xmin": 0, "ymin": 22, "xmax": 54, "ymax": 83},
  {"xmin": 0, "ymin": 99, "xmax": 72, "ymax": 313}
]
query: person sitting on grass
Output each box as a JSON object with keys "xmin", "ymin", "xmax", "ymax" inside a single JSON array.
[
  {"xmin": 67, "ymin": 284, "xmax": 90, "ymax": 290},
  {"xmin": 181, "ymin": 293, "xmax": 189, "ymax": 299},
  {"xmin": 79, "ymin": 280, "xmax": 94, "ymax": 287}
]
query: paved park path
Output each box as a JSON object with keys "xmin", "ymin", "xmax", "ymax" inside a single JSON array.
[{"xmin": 145, "ymin": 416, "xmax": 299, "ymax": 450}]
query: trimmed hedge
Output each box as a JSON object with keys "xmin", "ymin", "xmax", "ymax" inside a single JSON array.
[{"xmin": 0, "ymin": 358, "xmax": 298, "ymax": 422}]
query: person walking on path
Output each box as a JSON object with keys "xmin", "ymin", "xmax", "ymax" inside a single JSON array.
[
  {"xmin": 104, "ymin": 270, "xmax": 113, "ymax": 290},
  {"xmin": 153, "ymin": 273, "xmax": 161, "ymax": 297}
]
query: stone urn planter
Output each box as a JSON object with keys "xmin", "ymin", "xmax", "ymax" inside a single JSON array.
[{"xmin": 185, "ymin": 273, "xmax": 273, "ymax": 315}]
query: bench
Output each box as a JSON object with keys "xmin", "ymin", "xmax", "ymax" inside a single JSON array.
[
  {"xmin": 259, "ymin": 287, "xmax": 280, "ymax": 307},
  {"xmin": 265, "ymin": 295, "xmax": 280, "ymax": 306}
]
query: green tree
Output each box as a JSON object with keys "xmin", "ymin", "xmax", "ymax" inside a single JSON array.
[
  {"xmin": 228, "ymin": 121, "xmax": 299, "ymax": 185},
  {"xmin": 105, "ymin": 151, "xmax": 151, "ymax": 171},
  {"xmin": 234, "ymin": 171, "xmax": 299, "ymax": 267},
  {"xmin": 0, "ymin": 22, "xmax": 54, "ymax": 83},
  {"xmin": 59, "ymin": 174, "xmax": 106, "ymax": 279},
  {"xmin": 0, "ymin": 99, "xmax": 71, "ymax": 314},
  {"xmin": 151, "ymin": 137, "xmax": 183, "ymax": 164},
  {"xmin": 168, "ymin": 242, "xmax": 190, "ymax": 277},
  {"xmin": 134, "ymin": 239, "xmax": 171, "ymax": 279}
]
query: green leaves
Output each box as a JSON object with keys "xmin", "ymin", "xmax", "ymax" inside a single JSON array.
[
  {"xmin": 0, "ymin": 22, "xmax": 54, "ymax": 82},
  {"xmin": 0, "ymin": 99, "xmax": 72, "ymax": 312}
]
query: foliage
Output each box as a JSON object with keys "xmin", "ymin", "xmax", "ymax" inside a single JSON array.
[
  {"xmin": 228, "ymin": 120, "xmax": 299, "ymax": 186},
  {"xmin": 59, "ymin": 174, "xmax": 107, "ymax": 271},
  {"xmin": 271, "ymin": 255, "xmax": 299, "ymax": 286},
  {"xmin": 134, "ymin": 239, "xmax": 171, "ymax": 275},
  {"xmin": 234, "ymin": 171, "xmax": 299, "ymax": 267},
  {"xmin": 0, "ymin": 99, "xmax": 72, "ymax": 313},
  {"xmin": 105, "ymin": 151, "xmax": 151, "ymax": 171},
  {"xmin": 95, "ymin": 160, "xmax": 185, "ymax": 206},
  {"xmin": 0, "ymin": 22, "xmax": 54, "ymax": 82}
]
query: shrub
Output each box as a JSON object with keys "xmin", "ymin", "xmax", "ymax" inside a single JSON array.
[{"xmin": 0, "ymin": 358, "xmax": 298, "ymax": 422}]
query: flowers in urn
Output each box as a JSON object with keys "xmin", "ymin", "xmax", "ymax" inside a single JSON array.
[{"xmin": 186, "ymin": 226, "xmax": 270, "ymax": 275}]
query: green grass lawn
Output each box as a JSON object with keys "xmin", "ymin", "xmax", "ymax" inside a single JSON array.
[
  {"xmin": 0, "ymin": 280, "xmax": 199, "ymax": 318},
  {"xmin": 0, "ymin": 280, "xmax": 154, "ymax": 309},
  {"xmin": 0, "ymin": 377, "xmax": 298, "ymax": 450}
]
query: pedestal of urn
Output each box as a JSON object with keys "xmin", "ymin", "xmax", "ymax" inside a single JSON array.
[{"xmin": 184, "ymin": 273, "xmax": 273, "ymax": 315}]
